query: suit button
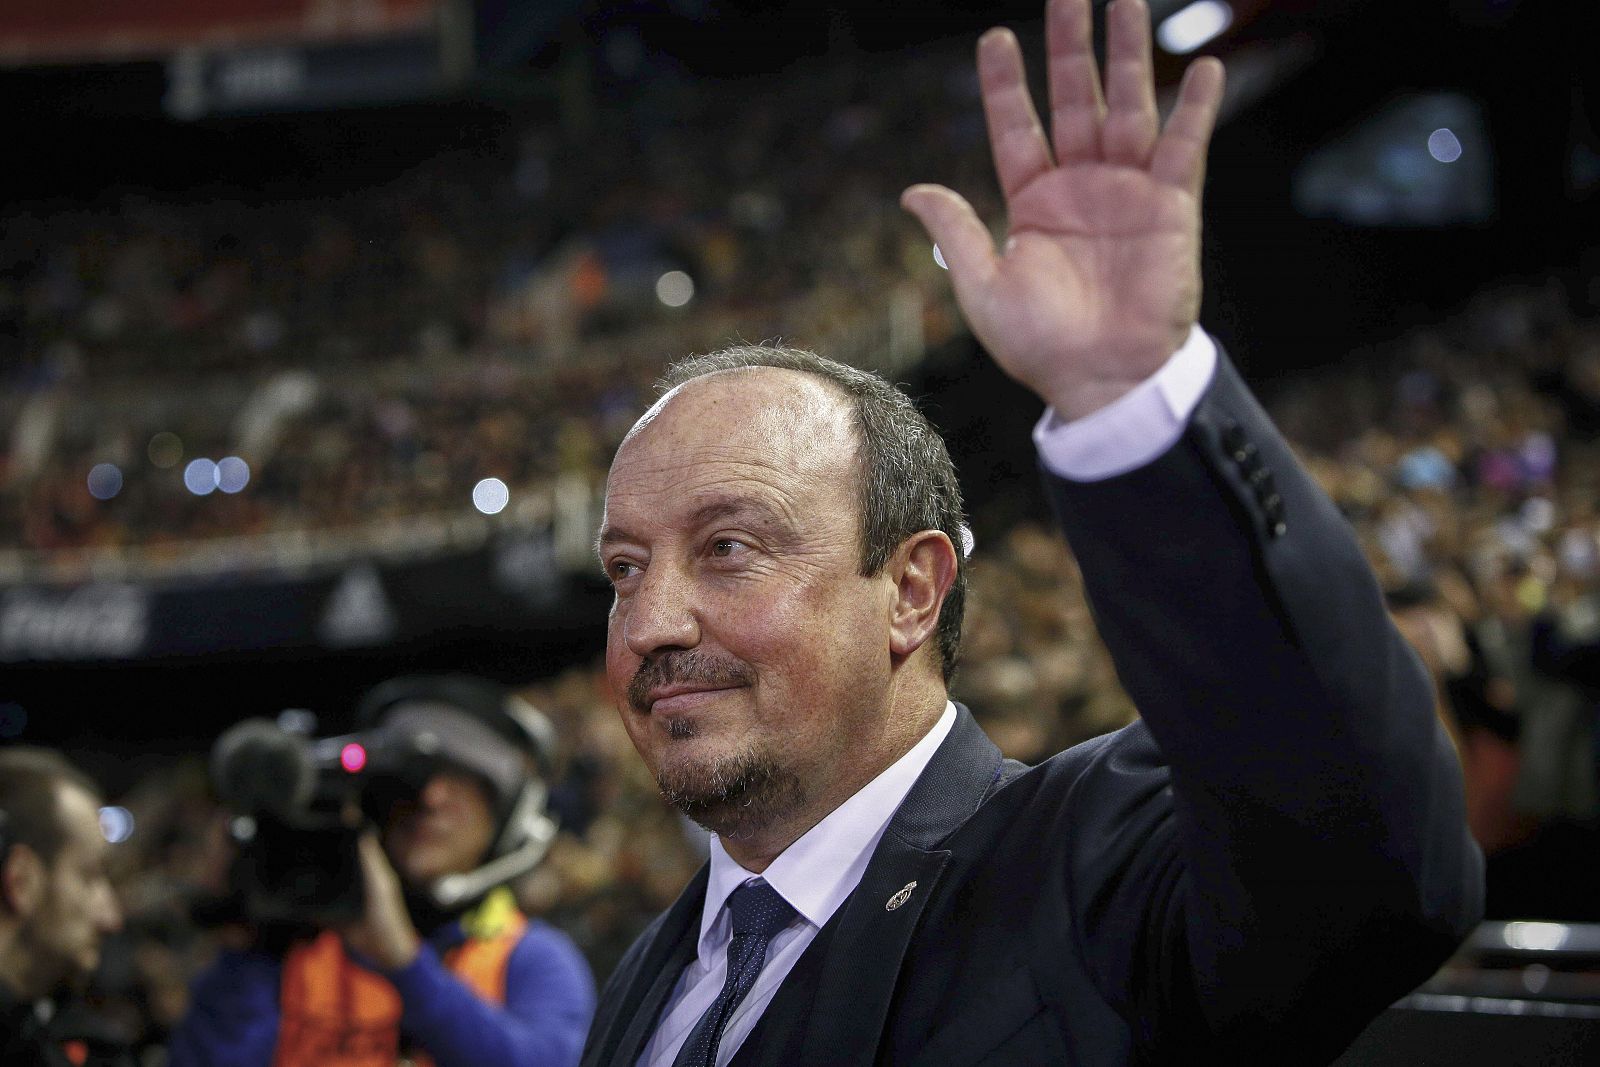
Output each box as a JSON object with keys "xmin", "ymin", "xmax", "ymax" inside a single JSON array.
[
  {"xmin": 1232, "ymin": 440, "xmax": 1259, "ymax": 466},
  {"xmin": 1263, "ymin": 493, "xmax": 1286, "ymax": 537},
  {"xmin": 1249, "ymin": 467, "xmax": 1276, "ymax": 491},
  {"xmin": 1221, "ymin": 421, "xmax": 1246, "ymax": 453}
]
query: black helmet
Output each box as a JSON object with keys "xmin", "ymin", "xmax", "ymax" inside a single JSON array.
[{"xmin": 355, "ymin": 674, "xmax": 560, "ymax": 910}]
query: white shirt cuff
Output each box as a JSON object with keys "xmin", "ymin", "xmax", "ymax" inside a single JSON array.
[{"xmin": 1033, "ymin": 325, "xmax": 1218, "ymax": 482}]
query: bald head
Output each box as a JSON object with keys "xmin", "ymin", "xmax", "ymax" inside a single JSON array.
[
  {"xmin": 640, "ymin": 343, "xmax": 969, "ymax": 680},
  {"xmin": 620, "ymin": 365, "xmax": 860, "ymax": 491}
]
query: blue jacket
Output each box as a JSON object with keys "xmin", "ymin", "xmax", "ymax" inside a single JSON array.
[{"xmin": 170, "ymin": 915, "xmax": 595, "ymax": 1067}]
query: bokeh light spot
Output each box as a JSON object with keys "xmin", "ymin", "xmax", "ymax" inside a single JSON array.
[
  {"xmin": 99, "ymin": 806, "xmax": 135, "ymax": 845},
  {"xmin": 184, "ymin": 458, "xmax": 219, "ymax": 496},
  {"xmin": 1157, "ymin": 1, "xmax": 1234, "ymax": 55},
  {"xmin": 217, "ymin": 456, "xmax": 251, "ymax": 494},
  {"xmin": 148, "ymin": 431, "xmax": 184, "ymax": 469},
  {"xmin": 87, "ymin": 463, "xmax": 123, "ymax": 501},
  {"xmin": 1427, "ymin": 127, "xmax": 1463, "ymax": 163},
  {"xmin": 473, "ymin": 477, "xmax": 510, "ymax": 515},
  {"xmin": 655, "ymin": 270, "xmax": 695, "ymax": 308}
]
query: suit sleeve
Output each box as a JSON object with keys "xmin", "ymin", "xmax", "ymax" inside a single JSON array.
[
  {"xmin": 1042, "ymin": 349, "xmax": 1483, "ymax": 1059},
  {"xmin": 391, "ymin": 922, "xmax": 596, "ymax": 1067}
]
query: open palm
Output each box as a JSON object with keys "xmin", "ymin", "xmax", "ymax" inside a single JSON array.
[{"xmin": 903, "ymin": 0, "xmax": 1224, "ymax": 421}]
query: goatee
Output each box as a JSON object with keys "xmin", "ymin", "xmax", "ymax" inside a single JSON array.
[{"xmin": 656, "ymin": 736, "xmax": 804, "ymax": 840}]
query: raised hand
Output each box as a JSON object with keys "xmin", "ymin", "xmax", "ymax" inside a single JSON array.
[{"xmin": 902, "ymin": 0, "xmax": 1224, "ymax": 421}]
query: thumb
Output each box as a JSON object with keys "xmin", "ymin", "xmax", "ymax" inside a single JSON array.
[
  {"xmin": 356, "ymin": 832, "xmax": 393, "ymax": 891},
  {"xmin": 900, "ymin": 184, "xmax": 998, "ymax": 290}
]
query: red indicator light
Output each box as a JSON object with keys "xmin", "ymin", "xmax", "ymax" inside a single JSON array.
[{"xmin": 340, "ymin": 742, "xmax": 367, "ymax": 773}]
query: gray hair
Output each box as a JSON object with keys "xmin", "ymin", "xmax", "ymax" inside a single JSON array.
[{"xmin": 659, "ymin": 344, "xmax": 968, "ymax": 681}]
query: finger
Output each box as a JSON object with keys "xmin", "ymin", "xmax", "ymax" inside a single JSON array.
[
  {"xmin": 1150, "ymin": 57, "xmax": 1225, "ymax": 192},
  {"xmin": 977, "ymin": 28, "xmax": 1054, "ymax": 200},
  {"xmin": 1101, "ymin": 0, "xmax": 1160, "ymax": 167},
  {"xmin": 1046, "ymin": 0, "xmax": 1104, "ymax": 164},
  {"xmin": 901, "ymin": 184, "xmax": 999, "ymax": 293}
]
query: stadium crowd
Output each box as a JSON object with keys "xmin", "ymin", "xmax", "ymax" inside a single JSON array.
[
  {"xmin": 3, "ymin": 25, "xmax": 1599, "ymax": 1066},
  {"xmin": 1, "ymin": 46, "xmax": 985, "ymax": 561}
]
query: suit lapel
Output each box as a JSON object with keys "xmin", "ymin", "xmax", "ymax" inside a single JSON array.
[
  {"xmin": 736, "ymin": 705, "xmax": 1004, "ymax": 1065},
  {"xmin": 600, "ymin": 865, "xmax": 708, "ymax": 1067},
  {"xmin": 791, "ymin": 835, "xmax": 952, "ymax": 1065}
]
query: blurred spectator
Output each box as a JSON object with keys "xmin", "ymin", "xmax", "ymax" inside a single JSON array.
[
  {"xmin": 168, "ymin": 677, "xmax": 595, "ymax": 1067},
  {"xmin": 0, "ymin": 747, "xmax": 132, "ymax": 1067},
  {"xmin": 2, "ymin": 44, "xmax": 987, "ymax": 558}
]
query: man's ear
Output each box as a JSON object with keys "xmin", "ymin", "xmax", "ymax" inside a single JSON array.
[
  {"xmin": 0, "ymin": 844, "xmax": 46, "ymax": 919},
  {"xmin": 888, "ymin": 530, "xmax": 959, "ymax": 662}
]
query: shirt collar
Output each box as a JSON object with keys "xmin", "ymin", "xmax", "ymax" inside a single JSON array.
[{"xmin": 698, "ymin": 701, "xmax": 957, "ymax": 955}]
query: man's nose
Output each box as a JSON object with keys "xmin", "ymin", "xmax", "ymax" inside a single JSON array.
[{"xmin": 623, "ymin": 563, "xmax": 701, "ymax": 659}]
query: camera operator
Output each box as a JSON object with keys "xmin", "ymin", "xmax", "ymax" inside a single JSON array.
[
  {"xmin": 0, "ymin": 747, "xmax": 131, "ymax": 1067},
  {"xmin": 170, "ymin": 676, "xmax": 596, "ymax": 1067}
]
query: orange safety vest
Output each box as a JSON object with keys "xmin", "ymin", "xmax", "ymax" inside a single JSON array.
[{"xmin": 271, "ymin": 889, "xmax": 528, "ymax": 1067}]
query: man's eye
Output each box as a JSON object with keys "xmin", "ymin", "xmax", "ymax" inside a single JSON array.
[
  {"xmin": 608, "ymin": 560, "xmax": 638, "ymax": 581},
  {"xmin": 711, "ymin": 539, "xmax": 746, "ymax": 557}
]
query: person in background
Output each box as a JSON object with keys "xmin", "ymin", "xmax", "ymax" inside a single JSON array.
[
  {"xmin": 0, "ymin": 747, "xmax": 132, "ymax": 1067},
  {"xmin": 169, "ymin": 675, "xmax": 595, "ymax": 1067}
]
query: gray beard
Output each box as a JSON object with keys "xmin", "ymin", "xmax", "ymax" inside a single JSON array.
[{"xmin": 655, "ymin": 726, "xmax": 805, "ymax": 840}]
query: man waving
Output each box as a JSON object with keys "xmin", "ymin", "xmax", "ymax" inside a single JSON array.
[{"xmin": 582, "ymin": 2, "xmax": 1482, "ymax": 1063}]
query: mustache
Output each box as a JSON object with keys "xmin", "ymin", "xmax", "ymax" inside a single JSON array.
[{"xmin": 628, "ymin": 649, "xmax": 755, "ymax": 713}]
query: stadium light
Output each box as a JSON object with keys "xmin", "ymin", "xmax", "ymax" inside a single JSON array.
[
  {"xmin": 656, "ymin": 270, "xmax": 695, "ymax": 308},
  {"xmin": 1427, "ymin": 128, "xmax": 1463, "ymax": 163},
  {"xmin": 1503, "ymin": 922, "xmax": 1571, "ymax": 952},
  {"xmin": 184, "ymin": 458, "xmax": 219, "ymax": 496},
  {"xmin": 87, "ymin": 463, "xmax": 123, "ymax": 500},
  {"xmin": 1157, "ymin": 1, "xmax": 1233, "ymax": 55},
  {"xmin": 99, "ymin": 806, "xmax": 134, "ymax": 844},
  {"xmin": 473, "ymin": 477, "xmax": 510, "ymax": 515},
  {"xmin": 217, "ymin": 456, "xmax": 251, "ymax": 493}
]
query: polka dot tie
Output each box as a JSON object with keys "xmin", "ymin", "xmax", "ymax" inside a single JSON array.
[{"xmin": 672, "ymin": 879, "xmax": 798, "ymax": 1067}]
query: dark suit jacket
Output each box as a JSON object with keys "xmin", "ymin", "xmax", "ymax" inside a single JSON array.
[{"xmin": 582, "ymin": 354, "xmax": 1484, "ymax": 1066}]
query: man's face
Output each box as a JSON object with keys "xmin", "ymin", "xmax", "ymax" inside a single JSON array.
[
  {"xmin": 599, "ymin": 369, "xmax": 898, "ymax": 839},
  {"xmin": 382, "ymin": 769, "xmax": 497, "ymax": 886},
  {"xmin": 22, "ymin": 784, "xmax": 122, "ymax": 994}
]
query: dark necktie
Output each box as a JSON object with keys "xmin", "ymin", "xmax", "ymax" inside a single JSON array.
[{"xmin": 672, "ymin": 879, "xmax": 798, "ymax": 1067}]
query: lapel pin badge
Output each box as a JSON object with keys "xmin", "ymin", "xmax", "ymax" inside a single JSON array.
[{"xmin": 885, "ymin": 881, "xmax": 918, "ymax": 911}]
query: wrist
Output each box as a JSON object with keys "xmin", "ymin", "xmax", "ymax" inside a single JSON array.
[
  {"xmin": 1036, "ymin": 326, "xmax": 1196, "ymax": 422},
  {"xmin": 378, "ymin": 928, "xmax": 422, "ymax": 971}
]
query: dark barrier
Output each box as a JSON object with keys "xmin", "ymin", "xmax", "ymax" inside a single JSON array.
[
  {"xmin": 1336, "ymin": 922, "xmax": 1600, "ymax": 1066},
  {"xmin": 1335, "ymin": 996, "xmax": 1600, "ymax": 1067},
  {"xmin": 0, "ymin": 530, "xmax": 588, "ymax": 663}
]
